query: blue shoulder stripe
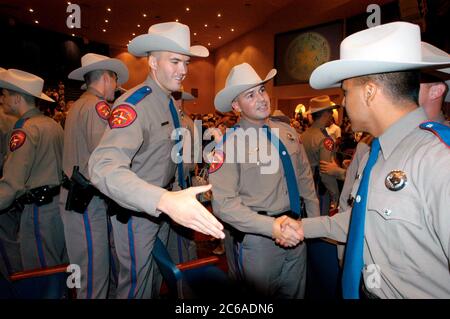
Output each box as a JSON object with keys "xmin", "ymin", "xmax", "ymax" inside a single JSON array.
[
  {"xmin": 13, "ymin": 118, "xmax": 30, "ymax": 129},
  {"xmin": 125, "ymin": 86, "xmax": 152, "ymax": 106},
  {"xmin": 419, "ymin": 121, "xmax": 450, "ymax": 147}
]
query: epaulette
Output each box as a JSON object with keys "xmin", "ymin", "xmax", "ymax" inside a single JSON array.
[
  {"xmin": 419, "ymin": 121, "xmax": 450, "ymax": 148},
  {"xmin": 13, "ymin": 117, "xmax": 30, "ymax": 129},
  {"xmin": 124, "ymin": 86, "xmax": 152, "ymax": 106}
]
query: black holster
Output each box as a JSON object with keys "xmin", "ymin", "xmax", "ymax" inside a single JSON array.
[
  {"xmin": 314, "ymin": 166, "xmax": 327, "ymax": 196},
  {"xmin": 64, "ymin": 166, "xmax": 98, "ymax": 214}
]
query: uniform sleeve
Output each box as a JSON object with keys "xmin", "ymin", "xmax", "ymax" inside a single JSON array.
[
  {"xmin": 302, "ymin": 208, "xmax": 351, "ymax": 242},
  {"xmin": 0, "ymin": 125, "xmax": 37, "ymax": 209},
  {"xmin": 427, "ymin": 148, "xmax": 450, "ymax": 262},
  {"xmin": 88, "ymin": 106, "xmax": 166, "ymax": 216},
  {"xmin": 210, "ymin": 160, "xmax": 274, "ymax": 238},
  {"xmin": 339, "ymin": 143, "xmax": 368, "ymax": 211},
  {"xmin": 85, "ymin": 101, "xmax": 109, "ymax": 154},
  {"xmin": 296, "ymin": 142, "xmax": 320, "ymax": 217},
  {"xmin": 318, "ymin": 136, "xmax": 340, "ymax": 203}
]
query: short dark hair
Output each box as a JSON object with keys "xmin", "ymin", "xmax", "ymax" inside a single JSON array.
[
  {"xmin": 312, "ymin": 109, "xmax": 332, "ymax": 121},
  {"xmin": 355, "ymin": 71, "xmax": 420, "ymax": 105},
  {"xmin": 84, "ymin": 70, "xmax": 116, "ymax": 87}
]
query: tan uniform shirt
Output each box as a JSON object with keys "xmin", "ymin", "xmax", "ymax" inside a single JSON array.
[
  {"xmin": 63, "ymin": 88, "xmax": 110, "ymax": 178},
  {"xmin": 88, "ymin": 76, "xmax": 179, "ymax": 216},
  {"xmin": 301, "ymin": 122, "xmax": 340, "ymax": 203},
  {"xmin": 0, "ymin": 110, "xmax": 16, "ymax": 171},
  {"xmin": 303, "ymin": 108, "xmax": 450, "ymax": 298},
  {"xmin": 0, "ymin": 108, "xmax": 63, "ymax": 209},
  {"xmin": 210, "ymin": 118, "xmax": 319, "ymax": 238}
]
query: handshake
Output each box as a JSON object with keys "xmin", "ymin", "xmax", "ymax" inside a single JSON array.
[{"xmin": 272, "ymin": 216, "xmax": 305, "ymax": 248}]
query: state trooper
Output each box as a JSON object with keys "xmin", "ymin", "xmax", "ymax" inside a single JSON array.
[
  {"xmin": 88, "ymin": 22, "xmax": 224, "ymax": 299},
  {"xmin": 0, "ymin": 67, "xmax": 22, "ymax": 278},
  {"xmin": 0, "ymin": 69, "xmax": 67, "ymax": 271},
  {"xmin": 60, "ymin": 53, "xmax": 129, "ymax": 298},
  {"xmin": 301, "ymin": 95, "xmax": 340, "ymax": 216},
  {"xmin": 282, "ymin": 22, "xmax": 450, "ymax": 298},
  {"xmin": 209, "ymin": 63, "xmax": 320, "ymax": 298}
]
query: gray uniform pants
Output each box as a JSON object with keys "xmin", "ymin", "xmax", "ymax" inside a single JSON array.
[
  {"xmin": 0, "ymin": 209, "xmax": 22, "ymax": 277},
  {"xmin": 111, "ymin": 214, "xmax": 169, "ymax": 299},
  {"xmin": 20, "ymin": 195, "xmax": 68, "ymax": 270},
  {"xmin": 235, "ymin": 233, "xmax": 307, "ymax": 298},
  {"xmin": 59, "ymin": 189, "xmax": 118, "ymax": 299},
  {"xmin": 166, "ymin": 223, "xmax": 197, "ymax": 264}
]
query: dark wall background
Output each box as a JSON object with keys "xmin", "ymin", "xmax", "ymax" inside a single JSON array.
[{"xmin": 0, "ymin": 15, "xmax": 109, "ymax": 89}]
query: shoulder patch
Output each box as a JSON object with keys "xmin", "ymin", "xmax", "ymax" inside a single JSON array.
[
  {"xmin": 419, "ymin": 121, "xmax": 450, "ymax": 148},
  {"xmin": 323, "ymin": 137, "xmax": 335, "ymax": 151},
  {"xmin": 95, "ymin": 101, "xmax": 111, "ymax": 120},
  {"xmin": 109, "ymin": 104, "xmax": 137, "ymax": 129},
  {"xmin": 9, "ymin": 130, "xmax": 27, "ymax": 152},
  {"xmin": 208, "ymin": 150, "xmax": 225, "ymax": 174}
]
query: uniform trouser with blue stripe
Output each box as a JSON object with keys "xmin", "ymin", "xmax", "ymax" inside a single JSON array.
[
  {"xmin": 20, "ymin": 195, "xmax": 68, "ymax": 271},
  {"xmin": 59, "ymin": 189, "xmax": 118, "ymax": 299},
  {"xmin": 234, "ymin": 233, "xmax": 307, "ymax": 298},
  {"xmin": 166, "ymin": 223, "xmax": 197, "ymax": 264},
  {"xmin": 110, "ymin": 213, "xmax": 169, "ymax": 299},
  {"xmin": 0, "ymin": 209, "xmax": 22, "ymax": 277}
]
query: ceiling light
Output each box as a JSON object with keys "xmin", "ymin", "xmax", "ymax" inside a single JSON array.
[
  {"xmin": 218, "ymin": 36, "xmax": 222, "ymax": 39},
  {"xmin": 29, "ymin": 8, "xmax": 34, "ymax": 13},
  {"xmin": 67, "ymin": 2, "xmax": 71, "ymax": 4},
  {"xmin": 231, "ymin": 28, "xmax": 235, "ymax": 32},
  {"xmin": 186, "ymin": 7, "xmax": 190, "ymax": 12},
  {"xmin": 137, "ymin": 24, "xmax": 141, "ymax": 27},
  {"xmin": 132, "ymin": 33, "xmax": 135, "ymax": 36},
  {"xmin": 71, "ymin": 33, "xmax": 75, "ymax": 37},
  {"xmin": 34, "ymin": 20, "xmax": 39, "ymax": 24},
  {"xmin": 193, "ymin": 32, "xmax": 197, "ymax": 36},
  {"xmin": 102, "ymin": 29, "xmax": 106, "ymax": 32},
  {"xmin": 143, "ymin": 13, "xmax": 147, "ymax": 17},
  {"xmin": 208, "ymin": 42, "xmax": 211, "ymax": 46},
  {"xmin": 107, "ymin": 8, "xmax": 111, "ymax": 12},
  {"xmin": 204, "ymin": 24, "xmax": 208, "ymax": 27},
  {"xmin": 105, "ymin": 19, "xmax": 109, "ymax": 23},
  {"xmin": 217, "ymin": 13, "xmax": 222, "ymax": 17},
  {"xmin": 175, "ymin": 19, "xmax": 179, "ymax": 22}
]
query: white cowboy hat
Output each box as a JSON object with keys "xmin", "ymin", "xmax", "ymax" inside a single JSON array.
[
  {"xmin": 68, "ymin": 53, "xmax": 129, "ymax": 84},
  {"xmin": 214, "ymin": 63, "xmax": 277, "ymax": 112},
  {"xmin": 309, "ymin": 95, "xmax": 338, "ymax": 114},
  {"xmin": 128, "ymin": 22, "xmax": 209, "ymax": 57},
  {"xmin": 80, "ymin": 83, "xmax": 128, "ymax": 94},
  {"xmin": 0, "ymin": 69, "xmax": 54, "ymax": 102},
  {"xmin": 310, "ymin": 22, "xmax": 450, "ymax": 89}
]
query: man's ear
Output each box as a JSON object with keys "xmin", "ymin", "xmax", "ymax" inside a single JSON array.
[
  {"xmin": 364, "ymin": 82, "xmax": 377, "ymax": 106},
  {"xmin": 148, "ymin": 55, "xmax": 158, "ymax": 71},
  {"xmin": 231, "ymin": 100, "xmax": 241, "ymax": 113},
  {"xmin": 428, "ymin": 83, "xmax": 446, "ymax": 100}
]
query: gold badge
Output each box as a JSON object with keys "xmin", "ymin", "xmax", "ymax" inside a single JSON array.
[{"xmin": 385, "ymin": 170, "xmax": 407, "ymax": 191}]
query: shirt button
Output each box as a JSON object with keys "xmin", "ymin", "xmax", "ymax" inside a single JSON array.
[
  {"xmin": 355, "ymin": 195, "xmax": 361, "ymax": 203},
  {"xmin": 384, "ymin": 209, "xmax": 392, "ymax": 216},
  {"xmin": 282, "ymin": 151, "xmax": 286, "ymax": 156}
]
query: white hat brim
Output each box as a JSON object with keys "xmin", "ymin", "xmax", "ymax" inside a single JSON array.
[
  {"xmin": 0, "ymin": 79, "xmax": 54, "ymax": 102},
  {"xmin": 310, "ymin": 60, "xmax": 450, "ymax": 89},
  {"xmin": 68, "ymin": 59, "xmax": 129, "ymax": 84},
  {"xmin": 214, "ymin": 69, "xmax": 277, "ymax": 112},
  {"xmin": 128, "ymin": 34, "xmax": 209, "ymax": 57}
]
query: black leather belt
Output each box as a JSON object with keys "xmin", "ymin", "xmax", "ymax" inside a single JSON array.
[{"xmin": 17, "ymin": 185, "xmax": 60, "ymax": 206}]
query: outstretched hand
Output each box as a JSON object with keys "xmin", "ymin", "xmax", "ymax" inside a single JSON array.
[
  {"xmin": 157, "ymin": 184, "xmax": 225, "ymax": 239},
  {"xmin": 273, "ymin": 216, "xmax": 303, "ymax": 247}
]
